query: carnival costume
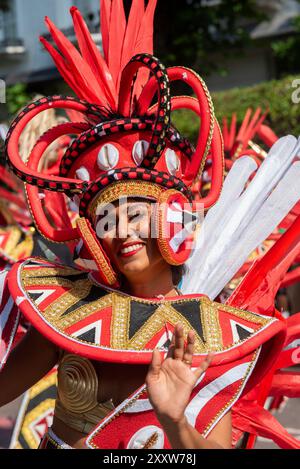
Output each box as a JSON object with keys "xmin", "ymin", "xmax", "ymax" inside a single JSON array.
[{"xmin": 1, "ymin": 0, "xmax": 300, "ymax": 449}]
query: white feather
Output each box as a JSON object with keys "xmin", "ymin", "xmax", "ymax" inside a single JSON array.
[{"xmin": 182, "ymin": 135, "xmax": 300, "ymax": 297}]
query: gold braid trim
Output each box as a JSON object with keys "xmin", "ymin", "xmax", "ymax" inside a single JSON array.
[
  {"xmin": 173, "ymin": 68, "xmax": 215, "ymax": 180},
  {"xmin": 76, "ymin": 217, "xmax": 117, "ymax": 286},
  {"xmin": 88, "ymin": 181, "xmax": 165, "ymax": 222},
  {"xmin": 156, "ymin": 189, "xmax": 192, "ymax": 266}
]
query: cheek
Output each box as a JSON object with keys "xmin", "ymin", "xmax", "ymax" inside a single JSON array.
[
  {"xmin": 138, "ymin": 215, "xmax": 152, "ymax": 238},
  {"xmin": 146, "ymin": 237, "xmax": 161, "ymax": 261},
  {"xmin": 101, "ymin": 235, "xmax": 114, "ymax": 257}
]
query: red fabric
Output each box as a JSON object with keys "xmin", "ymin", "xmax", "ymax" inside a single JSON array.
[
  {"xmin": 270, "ymin": 371, "xmax": 300, "ymax": 398},
  {"xmin": 232, "ymin": 400, "xmax": 300, "ymax": 449},
  {"xmin": 87, "ymin": 351, "xmax": 259, "ymax": 449},
  {"xmin": 257, "ymin": 124, "xmax": 278, "ymax": 147},
  {"xmin": 7, "ymin": 258, "xmax": 286, "ymax": 366},
  {"xmin": 228, "ymin": 214, "xmax": 300, "ymax": 315},
  {"xmin": 0, "ymin": 271, "xmax": 20, "ymax": 371}
]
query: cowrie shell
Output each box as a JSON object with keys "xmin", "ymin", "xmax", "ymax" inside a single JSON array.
[
  {"xmin": 97, "ymin": 144, "xmax": 119, "ymax": 170},
  {"xmin": 132, "ymin": 140, "xmax": 150, "ymax": 166},
  {"xmin": 165, "ymin": 148, "xmax": 180, "ymax": 175},
  {"xmin": 75, "ymin": 166, "xmax": 90, "ymax": 181}
]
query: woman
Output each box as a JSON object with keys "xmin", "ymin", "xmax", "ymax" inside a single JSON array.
[
  {"xmin": 0, "ymin": 197, "xmax": 231, "ymax": 449},
  {"xmin": 1, "ymin": 2, "xmax": 286, "ymax": 450}
]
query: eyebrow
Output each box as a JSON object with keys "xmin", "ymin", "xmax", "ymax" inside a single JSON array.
[
  {"xmin": 127, "ymin": 203, "xmax": 149, "ymax": 210},
  {"xmin": 97, "ymin": 202, "xmax": 149, "ymax": 219}
]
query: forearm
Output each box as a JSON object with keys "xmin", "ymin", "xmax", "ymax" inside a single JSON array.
[
  {"xmin": 0, "ymin": 327, "xmax": 59, "ymax": 407},
  {"xmin": 159, "ymin": 416, "xmax": 226, "ymax": 449}
]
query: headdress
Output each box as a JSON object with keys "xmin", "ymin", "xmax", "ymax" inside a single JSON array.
[{"xmin": 5, "ymin": 0, "xmax": 224, "ymax": 286}]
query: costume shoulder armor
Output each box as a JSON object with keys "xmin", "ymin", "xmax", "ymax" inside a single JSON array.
[
  {"xmin": 0, "ymin": 269, "xmax": 20, "ymax": 371},
  {"xmin": 6, "ymin": 258, "xmax": 286, "ymax": 367}
]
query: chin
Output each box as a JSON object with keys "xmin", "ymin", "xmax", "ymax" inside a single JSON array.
[{"xmin": 119, "ymin": 259, "xmax": 150, "ymax": 276}]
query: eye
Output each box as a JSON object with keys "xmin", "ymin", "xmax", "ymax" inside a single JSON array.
[
  {"xmin": 132, "ymin": 140, "xmax": 150, "ymax": 166},
  {"xmin": 128, "ymin": 206, "xmax": 148, "ymax": 223},
  {"xmin": 97, "ymin": 144, "xmax": 119, "ymax": 170},
  {"xmin": 75, "ymin": 166, "xmax": 90, "ymax": 181},
  {"xmin": 128, "ymin": 211, "xmax": 143, "ymax": 222},
  {"xmin": 96, "ymin": 214, "xmax": 117, "ymax": 238},
  {"xmin": 165, "ymin": 149, "xmax": 180, "ymax": 175}
]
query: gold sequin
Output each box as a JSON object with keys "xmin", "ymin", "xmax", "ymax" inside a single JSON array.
[{"xmin": 76, "ymin": 217, "xmax": 117, "ymax": 285}]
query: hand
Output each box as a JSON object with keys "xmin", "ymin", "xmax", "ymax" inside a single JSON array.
[{"xmin": 146, "ymin": 323, "xmax": 213, "ymax": 426}]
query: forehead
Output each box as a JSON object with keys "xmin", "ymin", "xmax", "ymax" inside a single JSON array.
[{"xmin": 97, "ymin": 198, "xmax": 152, "ymax": 217}]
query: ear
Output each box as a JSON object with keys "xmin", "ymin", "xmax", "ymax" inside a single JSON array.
[
  {"xmin": 156, "ymin": 190, "xmax": 197, "ymax": 265},
  {"xmin": 75, "ymin": 217, "xmax": 119, "ymax": 287}
]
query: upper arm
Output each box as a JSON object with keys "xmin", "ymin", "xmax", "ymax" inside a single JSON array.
[
  {"xmin": 206, "ymin": 411, "xmax": 232, "ymax": 449},
  {"xmin": 0, "ymin": 326, "xmax": 59, "ymax": 407}
]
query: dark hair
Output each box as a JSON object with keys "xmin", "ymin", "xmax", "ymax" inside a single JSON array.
[{"xmin": 171, "ymin": 264, "xmax": 186, "ymax": 286}]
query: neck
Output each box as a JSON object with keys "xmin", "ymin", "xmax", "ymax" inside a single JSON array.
[{"xmin": 124, "ymin": 265, "xmax": 176, "ymax": 299}]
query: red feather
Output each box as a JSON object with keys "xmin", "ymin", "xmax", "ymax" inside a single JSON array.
[
  {"xmin": 41, "ymin": 1, "xmax": 158, "ymax": 108},
  {"xmin": 70, "ymin": 7, "xmax": 117, "ymax": 109},
  {"xmin": 43, "ymin": 17, "xmax": 109, "ymax": 105},
  {"xmin": 120, "ymin": 0, "xmax": 144, "ymax": 72},
  {"xmin": 258, "ymin": 124, "xmax": 278, "ymax": 147},
  {"xmin": 222, "ymin": 117, "xmax": 229, "ymax": 151},
  {"xmin": 228, "ymin": 113, "xmax": 237, "ymax": 150},
  {"xmin": 100, "ymin": 0, "xmax": 112, "ymax": 64},
  {"xmin": 108, "ymin": 0, "xmax": 127, "ymax": 90},
  {"xmin": 243, "ymin": 109, "xmax": 267, "ymax": 147},
  {"xmin": 132, "ymin": 0, "xmax": 157, "ymax": 99},
  {"xmin": 242, "ymin": 107, "xmax": 261, "ymax": 140},
  {"xmin": 40, "ymin": 37, "xmax": 86, "ymax": 101},
  {"xmin": 236, "ymin": 107, "xmax": 252, "ymax": 142}
]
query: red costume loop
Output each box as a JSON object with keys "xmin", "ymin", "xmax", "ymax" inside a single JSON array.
[
  {"xmin": 138, "ymin": 67, "xmax": 215, "ymax": 185},
  {"xmin": 24, "ymin": 121, "xmax": 90, "ymax": 242},
  {"xmin": 170, "ymin": 96, "xmax": 224, "ymax": 209},
  {"xmin": 6, "ymin": 96, "xmax": 101, "ymax": 192},
  {"xmin": 118, "ymin": 54, "xmax": 171, "ymax": 169}
]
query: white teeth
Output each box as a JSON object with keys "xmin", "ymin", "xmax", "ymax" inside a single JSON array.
[{"xmin": 120, "ymin": 244, "xmax": 144, "ymax": 254}]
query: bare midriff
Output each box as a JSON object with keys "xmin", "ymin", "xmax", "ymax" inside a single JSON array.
[{"xmin": 52, "ymin": 360, "xmax": 149, "ymax": 449}]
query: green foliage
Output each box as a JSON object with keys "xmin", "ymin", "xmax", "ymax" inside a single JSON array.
[
  {"xmin": 6, "ymin": 83, "xmax": 31, "ymax": 117},
  {"xmin": 0, "ymin": 0, "xmax": 9, "ymax": 11},
  {"xmin": 172, "ymin": 74, "xmax": 300, "ymax": 143},
  {"xmin": 271, "ymin": 15, "xmax": 300, "ymax": 77},
  {"xmin": 154, "ymin": 0, "xmax": 264, "ymax": 76}
]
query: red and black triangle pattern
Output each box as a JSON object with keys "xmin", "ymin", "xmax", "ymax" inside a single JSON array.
[{"xmin": 6, "ymin": 258, "xmax": 285, "ymax": 366}]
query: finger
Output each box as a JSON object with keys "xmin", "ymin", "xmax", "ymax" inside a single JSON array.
[
  {"xmin": 193, "ymin": 352, "xmax": 214, "ymax": 380},
  {"xmin": 166, "ymin": 332, "xmax": 176, "ymax": 359},
  {"xmin": 183, "ymin": 330, "xmax": 195, "ymax": 366},
  {"xmin": 166, "ymin": 344, "xmax": 175, "ymax": 359},
  {"xmin": 173, "ymin": 323, "xmax": 185, "ymax": 361},
  {"xmin": 148, "ymin": 349, "xmax": 162, "ymax": 377}
]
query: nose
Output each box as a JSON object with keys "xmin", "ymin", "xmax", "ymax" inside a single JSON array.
[{"xmin": 117, "ymin": 213, "xmax": 136, "ymax": 240}]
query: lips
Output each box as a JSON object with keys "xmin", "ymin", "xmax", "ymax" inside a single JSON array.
[{"xmin": 118, "ymin": 241, "xmax": 145, "ymax": 258}]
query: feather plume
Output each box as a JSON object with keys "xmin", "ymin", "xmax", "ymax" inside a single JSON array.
[
  {"xmin": 100, "ymin": 0, "xmax": 112, "ymax": 63},
  {"xmin": 228, "ymin": 112, "xmax": 237, "ymax": 150},
  {"xmin": 41, "ymin": 1, "xmax": 157, "ymax": 109},
  {"xmin": 42, "ymin": 18, "xmax": 109, "ymax": 106},
  {"xmin": 70, "ymin": 7, "xmax": 117, "ymax": 108},
  {"xmin": 108, "ymin": 0, "xmax": 127, "ymax": 90}
]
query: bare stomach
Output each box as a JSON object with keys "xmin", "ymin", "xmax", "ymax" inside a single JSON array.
[
  {"xmin": 52, "ymin": 416, "xmax": 89, "ymax": 449},
  {"xmin": 51, "ymin": 362, "xmax": 149, "ymax": 448}
]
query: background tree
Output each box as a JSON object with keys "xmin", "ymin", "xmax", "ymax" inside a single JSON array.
[
  {"xmin": 271, "ymin": 0, "xmax": 300, "ymax": 78},
  {"xmin": 124, "ymin": 0, "xmax": 263, "ymax": 77},
  {"xmin": 0, "ymin": 0, "xmax": 9, "ymax": 12}
]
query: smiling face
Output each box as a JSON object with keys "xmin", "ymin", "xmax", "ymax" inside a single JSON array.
[{"xmin": 95, "ymin": 198, "xmax": 169, "ymax": 282}]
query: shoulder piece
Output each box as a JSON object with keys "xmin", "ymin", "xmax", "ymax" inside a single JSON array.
[
  {"xmin": 0, "ymin": 225, "xmax": 34, "ymax": 264},
  {"xmin": 0, "ymin": 269, "xmax": 20, "ymax": 371},
  {"xmin": 8, "ymin": 258, "xmax": 286, "ymax": 365}
]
